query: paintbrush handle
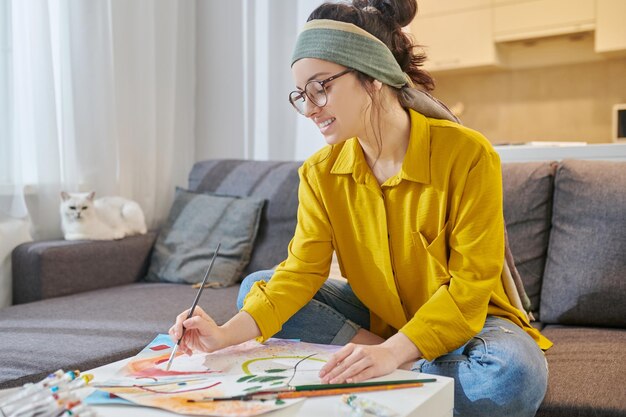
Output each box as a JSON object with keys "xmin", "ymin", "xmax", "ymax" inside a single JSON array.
[
  {"xmin": 192, "ymin": 381, "xmax": 430, "ymax": 402},
  {"xmin": 165, "ymin": 243, "xmax": 220, "ymax": 371},
  {"xmin": 274, "ymin": 382, "xmax": 424, "ymax": 399},
  {"xmin": 187, "ymin": 242, "xmax": 221, "ymax": 317}
]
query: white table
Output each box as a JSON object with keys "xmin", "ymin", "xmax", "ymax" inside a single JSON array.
[{"xmin": 78, "ymin": 357, "xmax": 454, "ymax": 417}]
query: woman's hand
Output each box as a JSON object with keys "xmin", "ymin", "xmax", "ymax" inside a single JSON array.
[
  {"xmin": 319, "ymin": 332, "xmax": 421, "ymax": 383},
  {"xmin": 319, "ymin": 343, "xmax": 399, "ymax": 383},
  {"xmin": 168, "ymin": 306, "xmax": 228, "ymax": 355}
]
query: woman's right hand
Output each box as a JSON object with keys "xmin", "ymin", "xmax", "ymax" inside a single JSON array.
[{"xmin": 168, "ymin": 306, "xmax": 228, "ymax": 355}]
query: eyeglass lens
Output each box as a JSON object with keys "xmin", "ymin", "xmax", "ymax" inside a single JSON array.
[
  {"xmin": 288, "ymin": 68, "xmax": 353, "ymax": 115},
  {"xmin": 289, "ymin": 80, "xmax": 327, "ymax": 114}
]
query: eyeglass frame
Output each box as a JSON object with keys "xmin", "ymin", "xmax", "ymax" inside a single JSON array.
[{"xmin": 288, "ymin": 68, "xmax": 354, "ymax": 115}]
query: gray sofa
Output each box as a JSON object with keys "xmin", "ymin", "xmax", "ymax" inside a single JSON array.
[{"xmin": 1, "ymin": 159, "xmax": 624, "ymax": 417}]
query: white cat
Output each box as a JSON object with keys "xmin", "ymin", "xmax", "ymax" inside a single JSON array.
[{"xmin": 60, "ymin": 191, "xmax": 147, "ymax": 240}]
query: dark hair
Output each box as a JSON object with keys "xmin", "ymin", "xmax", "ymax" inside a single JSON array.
[{"xmin": 307, "ymin": 0, "xmax": 434, "ymax": 92}]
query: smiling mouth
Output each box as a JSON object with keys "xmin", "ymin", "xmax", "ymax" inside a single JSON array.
[{"xmin": 318, "ymin": 118, "xmax": 335, "ymax": 129}]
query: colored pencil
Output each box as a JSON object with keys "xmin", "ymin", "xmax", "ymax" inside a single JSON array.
[
  {"xmin": 190, "ymin": 378, "xmax": 437, "ymax": 402},
  {"xmin": 282, "ymin": 378, "xmax": 437, "ymax": 392},
  {"xmin": 273, "ymin": 381, "xmax": 425, "ymax": 399}
]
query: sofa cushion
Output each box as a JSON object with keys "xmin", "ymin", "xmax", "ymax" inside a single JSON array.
[
  {"xmin": 0, "ymin": 282, "xmax": 240, "ymax": 388},
  {"xmin": 146, "ymin": 188, "xmax": 265, "ymax": 287},
  {"xmin": 188, "ymin": 160, "xmax": 301, "ymax": 277},
  {"xmin": 537, "ymin": 325, "xmax": 626, "ymax": 417},
  {"xmin": 502, "ymin": 162, "xmax": 556, "ymax": 315},
  {"xmin": 540, "ymin": 160, "xmax": 626, "ymax": 327}
]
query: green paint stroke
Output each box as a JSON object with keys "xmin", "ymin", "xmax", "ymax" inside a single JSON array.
[
  {"xmin": 264, "ymin": 369, "xmax": 288, "ymax": 373},
  {"xmin": 244, "ymin": 385, "xmax": 263, "ymax": 392},
  {"xmin": 237, "ymin": 374, "xmax": 257, "ymax": 383},
  {"xmin": 275, "ymin": 399, "xmax": 285, "ymax": 405},
  {"xmin": 248, "ymin": 376, "xmax": 287, "ymax": 383}
]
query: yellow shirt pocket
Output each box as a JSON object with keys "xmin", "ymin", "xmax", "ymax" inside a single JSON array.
[{"xmin": 412, "ymin": 223, "xmax": 451, "ymax": 292}]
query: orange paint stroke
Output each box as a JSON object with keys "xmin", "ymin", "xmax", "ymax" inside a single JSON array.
[{"xmin": 126, "ymin": 353, "xmax": 220, "ymax": 378}]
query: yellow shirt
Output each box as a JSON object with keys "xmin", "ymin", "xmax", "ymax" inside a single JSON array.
[{"xmin": 242, "ymin": 109, "xmax": 552, "ymax": 361}]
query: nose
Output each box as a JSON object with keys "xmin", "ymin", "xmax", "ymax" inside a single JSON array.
[{"xmin": 303, "ymin": 99, "xmax": 321, "ymax": 118}]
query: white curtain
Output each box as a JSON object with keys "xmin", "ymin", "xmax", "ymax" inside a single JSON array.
[
  {"xmin": 0, "ymin": 0, "xmax": 196, "ymax": 308},
  {"xmin": 246, "ymin": 0, "xmax": 325, "ymax": 161},
  {"xmin": 194, "ymin": 0, "xmax": 324, "ymax": 163}
]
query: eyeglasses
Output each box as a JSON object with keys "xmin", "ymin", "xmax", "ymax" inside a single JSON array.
[{"xmin": 288, "ymin": 68, "xmax": 354, "ymax": 115}]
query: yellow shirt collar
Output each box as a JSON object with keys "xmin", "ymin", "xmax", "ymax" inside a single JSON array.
[{"xmin": 330, "ymin": 109, "xmax": 431, "ymax": 185}]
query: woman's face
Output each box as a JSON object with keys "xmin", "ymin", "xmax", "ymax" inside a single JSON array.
[{"xmin": 291, "ymin": 58, "xmax": 373, "ymax": 145}]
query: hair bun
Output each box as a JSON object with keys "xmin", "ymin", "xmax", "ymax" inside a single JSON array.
[
  {"xmin": 307, "ymin": 0, "xmax": 433, "ymax": 92},
  {"xmin": 354, "ymin": 0, "xmax": 416, "ymax": 28}
]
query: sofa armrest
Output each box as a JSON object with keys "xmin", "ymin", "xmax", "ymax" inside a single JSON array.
[{"xmin": 11, "ymin": 232, "xmax": 157, "ymax": 304}]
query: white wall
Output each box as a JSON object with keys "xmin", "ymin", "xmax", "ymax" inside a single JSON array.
[
  {"xmin": 294, "ymin": 0, "xmax": 328, "ymax": 161},
  {"xmin": 0, "ymin": 0, "xmax": 10, "ymax": 183},
  {"xmin": 266, "ymin": 0, "xmax": 300, "ymax": 161},
  {"xmin": 195, "ymin": 0, "xmax": 327, "ymax": 163},
  {"xmin": 195, "ymin": 0, "xmax": 246, "ymax": 161}
]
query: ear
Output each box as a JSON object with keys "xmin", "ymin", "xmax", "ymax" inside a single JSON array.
[
  {"xmin": 61, "ymin": 191, "xmax": 70, "ymax": 201},
  {"xmin": 372, "ymin": 79, "xmax": 383, "ymax": 92},
  {"xmin": 87, "ymin": 191, "xmax": 96, "ymax": 201}
]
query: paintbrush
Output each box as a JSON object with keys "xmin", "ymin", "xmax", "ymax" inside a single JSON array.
[{"xmin": 165, "ymin": 242, "xmax": 221, "ymax": 371}]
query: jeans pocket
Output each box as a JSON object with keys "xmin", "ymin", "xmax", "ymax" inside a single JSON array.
[{"xmin": 465, "ymin": 335, "xmax": 489, "ymax": 363}]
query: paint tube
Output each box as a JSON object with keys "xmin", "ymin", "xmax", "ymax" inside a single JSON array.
[
  {"xmin": 0, "ymin": 370, "xmax": 65, "ymax": 411},
  {"xmin": 0, "ymin": 370, "xmax": 95, "ymax": 417},
  {"xmin": 341, "ymin": 394, "xmax": 399, "ymax": 417}
]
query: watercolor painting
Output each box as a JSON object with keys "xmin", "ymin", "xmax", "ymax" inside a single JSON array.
[{"xmin": 93, "ymin": 334, "xmax": 340, "ymax": 416}]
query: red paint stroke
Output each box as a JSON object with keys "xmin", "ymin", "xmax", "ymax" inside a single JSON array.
[
  {"xmin": 133, "ymin": 381, "xmax": 221, "ymax": 394},
  {"xmin": 154, "ymin": 358, "xmax": 169, "ymax": 365},
  {"xmin": 150, "ymin": 344, "xmax": 171, "ymax": 351}
]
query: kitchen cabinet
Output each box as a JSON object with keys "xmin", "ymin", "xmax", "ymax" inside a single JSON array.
[
  {"xmin": 410, "ymin": 8, "xmax": 499, "ymax": 72},
  {"xmin": 595, "ymin": 0, "xmax": 626, "ymax": 53},
  {"xmin": 416, "ymin": 0, "xmax": 491, "ymax": 16},
  {"xmin": 410, "ymin": 0, "xmax": 623, "ymax": 73},
  {"xmin": 493, "ymin": 0, "xmax": 595, "ymax": 42}
]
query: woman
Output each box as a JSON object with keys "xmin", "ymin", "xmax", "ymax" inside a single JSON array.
[{"xmin": 170, "ymin": 1, "xmax": 552, "ymax": 415}]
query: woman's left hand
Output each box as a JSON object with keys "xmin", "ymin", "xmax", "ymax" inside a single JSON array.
[
  {"xmin": 319, "ymin": 343, "xmax": 399, "ymax": 383},
  {"xmin": 319, "ymin": 332, "xmax": 421, "ymax": 383}
]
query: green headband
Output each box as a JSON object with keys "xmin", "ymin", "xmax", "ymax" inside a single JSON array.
[{"xmin": 292, "ymin": 19, "xmax": 410, "ymax": 89}]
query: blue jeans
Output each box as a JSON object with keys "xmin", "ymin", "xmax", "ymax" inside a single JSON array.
[
  {"xmin": 237, "ymin": 270, "xmax": 369, "ymax": 344},
  {"xmin": 238, "ymin": 270, "xmax": 548, "ymax": 417}
]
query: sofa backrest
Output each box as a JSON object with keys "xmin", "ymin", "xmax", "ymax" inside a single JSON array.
[
  {"xmin": 188, "ymin": 160, "xmax": 302, "ymax": 276},
  {"xmin": 540, "ymin": 160, "xmax": 626, "ymax": 328},
  {"xmin": 188, "ymin": 159, "xmax": 625, "ymax": 329},
  {"xmin": 502, "ymin": 162, "xmax": 557, "ymax": 317},
  {"xmin": 188, "ymin": 159, "xmax": 560, "ymax": 293}
]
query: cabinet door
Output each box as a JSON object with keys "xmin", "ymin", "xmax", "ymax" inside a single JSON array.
[
  {"xmin": 417, "ymin": 0, "xmax": 490, "ymax": 16},
  {"xmin": 411, "ymin": 8, "xmax": 498, "ymax": 72},
  {"xmin": 595, "ymin": 0, "xmax": 626, "ymax": 53},
  {"xmin": 493, "ymin": 0, "xmax": 595, "ymax": 42}
]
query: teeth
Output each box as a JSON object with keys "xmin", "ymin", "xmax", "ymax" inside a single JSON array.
[{"xmin": 319, "ymin": 118, "xmax": 334, "ymax": 128}]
